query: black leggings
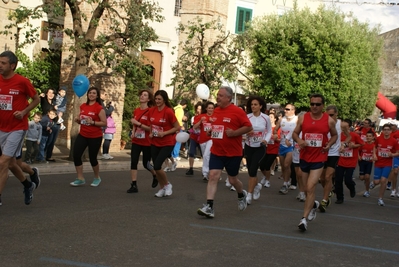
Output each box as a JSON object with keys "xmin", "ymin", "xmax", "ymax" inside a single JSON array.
[
  {"xmin": 73, "ymin": 134, "xmax": 102, "ymax": 166},
  {"xmin": 131, "ymin": 143, "xmax": 152, "ymax": 171},
  {"xmin": 151, "ymin": 145, "xmax": 174, "ymax": 171},
  {"xmin": 260, "ymin": 153, "xmax": 277, "ymax": 171},
  {"xmin": 244, "ymin": 144, "xmax": 266, "ymax": 177},
  {"xmin": 102, "ymin": 139, "xmax": 112, "ymax": 154}
]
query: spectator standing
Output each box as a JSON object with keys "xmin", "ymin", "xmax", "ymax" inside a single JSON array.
[
  {"xmin": 54, "ymin": 87, "xmax": 67, "ymax": 130},
  {"xmin": 37, "ymin": 109, "xmax": 57, "ymax": 163},
  {"xmin": 101, "ymin": 100, "xmax": 116, "ymax": 160},
  {"xmin": 24, "ymin": 112, "xmax": 42, "ymax": 164},
  {"xmin": 171, "ymin": 99, "xmax": 188, "ymax": 161}
]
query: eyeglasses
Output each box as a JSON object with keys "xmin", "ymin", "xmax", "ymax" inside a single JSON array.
[
  {"xmin": 285, "ymin": 108, "xmax": 291, "ymax": 111},
  {"xmin": 310, "ymin": 103, "xmax": 322, "ymax": 106},
  {"xmin": 328, "ymin": 113, "xmax": 335, "ymax": 117}
]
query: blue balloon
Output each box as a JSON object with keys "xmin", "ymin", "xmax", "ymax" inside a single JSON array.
[{"xmin": 72, "ymin": 74, "xmax": 90, "ymax": 98}]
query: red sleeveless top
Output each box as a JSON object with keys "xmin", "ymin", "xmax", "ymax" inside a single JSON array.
[{"xmin": 300, "ymin": 112, "xmax": 330, "ymax": 163}]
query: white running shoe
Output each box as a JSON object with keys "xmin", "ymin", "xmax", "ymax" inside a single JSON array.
[
  {"xmin": 238, "ymin": 190, "xmax": 248, "ymax": 211},
  {"xmin": 307, "ymin": 200, "xmax": 319, "ymax": 221},
  {"xmin": 390, "ymin": 190, "xmax": 396, "ymax": 197},
  {"xmin": 170, "ymin": 162, "xmax": 177, "ymax": 172},
  {"xmin": 260, "ymin": 176, "xmax": 266, "ymax": 185},
  {"xmin": 270, "ymin": 170, "xmax": 275, "ymax": 176},
  {"xmin": 298, "ymin": 218, "xmax": 307, "ymax": 231},
  {"xmin": 264, "ymin": 180, "xmax": 271, "ymax": 188},
  {"xmin": 164, "ymin": 183, "xmax": 173, "ymax": 196},
  {"xmin": 378, "ymin": 198, "xmax": 385, "ymax": 206},
  {"xmin": 163, "ymin": 166, "xmax": 171, "ymax": 172},
  {"xmin": 253, "ymin": 183, "xmax": 262, "ymax": 200},
  {"xmin": 289, "ymin": 185, "xmax": 297, "ymax": 190},
  {"xmin": 225, "ymin": 178, "xmax": 232, "ymax": 187},
  {"xmin": 230, "ymin": 186, "xmax": 236, "ymax": 191},
  {"xmin": 154, "ymin": 188, "xmax": 165, "ymax": 197},
  {"xmin": 246, "ymin": 193, "xmax": 252, "ymax": 205},
  {"xmin": 299, "ymin": 192, "xmax": 306, "ymax": 202}
]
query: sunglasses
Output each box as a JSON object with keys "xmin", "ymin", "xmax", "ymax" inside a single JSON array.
[
  {"xmin": 328, "ymin": 113, "xmax": 335, "ymax": 117},
  {"xmin": 285, "ymin": 108, "xmax": 291, "ymax": 111},
  {"xmin": 310, "ymin": 103, "xmax": 322, "ymax": 107}
]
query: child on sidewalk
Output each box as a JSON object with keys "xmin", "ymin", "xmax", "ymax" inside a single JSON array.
[
  {"xmin": 36, "ymin": 109, "xmax": 57, "ymax": 163},
  {"xmin": 24, "ymin": 112, "xmax": 43, "ymax": 164},
  {"xmin": 54, "ymin": 88, "xmax": 67, "ymax": 130}
]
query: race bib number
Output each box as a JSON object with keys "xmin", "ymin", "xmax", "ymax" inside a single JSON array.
[
  {"xmin": 362, "ymin": 153, "xmax": 372, "ymax": 161},
  {"xmin": 304, "ymin": 133, "xmax": 323, "ymax": 147},
  {"xmin": 340, "ymin": 148, "xmax": 353, "ymax": 157},
  {"xmin": 80, "ymin": 115, "xmax": 91, "ymax": 125},
  {"xmin": 0, "ymin": 95, "xmax": 13, "ymax": 110},
  {"xmin": 134, "ymin": 128, "xmax": 145, "ymax": 139},
  {"xmin": 360, "ymin": 135, "xmax": 366, "ymax": 141},
  {"xmin": 248, "ymin": 131, "xmax": 263, "ymax": 143},
  {"xmin": 378, "ymin": 148, "xmax": 390, "ymax": 158},
  {"xmin": 211, "ymin": 125, "xmax": 224, "ymax": 139},
  {"xmin": 268, "ymin": 138, "xmax": 274, "ymax": 145},
  {"xmin": 151, "ymin": 125, "xmax": 163, "ymax": 137},
  {"xmin": 203, "ymin": 122, "xmax": 212, "ymax": 132}
]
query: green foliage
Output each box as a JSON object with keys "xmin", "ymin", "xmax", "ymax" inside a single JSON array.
[
  {"xmin": 169, "ymin": 17, "xmax": 246, "ymax": 98},
  {"xmin": 246, "ymin": 4, "xmax": 383, "ymax": 119}
]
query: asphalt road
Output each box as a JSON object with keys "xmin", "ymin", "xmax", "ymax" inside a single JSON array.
[{"xmin": 1, "ymin": 167, "xmax": 398, "ymax": 267}]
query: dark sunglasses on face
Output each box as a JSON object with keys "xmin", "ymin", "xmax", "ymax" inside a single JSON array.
[
  {"xmin": 328, "ymin": 113, "xmax": 335, "ymax": 117},
  {"xmin": 310, "ymin": 103, "xmax": 322, "ymax": 106},
  {"xmin": 285, "ymin": 108, "xmax": 291, "ymax": 111}
]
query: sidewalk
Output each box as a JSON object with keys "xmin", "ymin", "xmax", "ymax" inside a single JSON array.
[{"xmin": 19, "ymin": 145, "xmax": 203, "ymax": 175}]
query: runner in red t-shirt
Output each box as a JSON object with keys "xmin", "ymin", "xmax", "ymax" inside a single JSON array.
[
  {"xmin": 335, "ymin": 122, "xmax": 364, "ymax": 204},
  {"xmin": 293, "ymin": 93, "xmax": 338, "ymax": 231},
  {"xmin": 70, "ymin": 87, "xmax": 107, "ymax": 187},
  {"xmin": 355, "ymin": 118, "xmax": 377, "ymax": 142},
  {"xmin": 197, "ymin": 86, "xmax": 252, "ymax": 219},
  {"xmin": 127, "ymin": 89, "xmax": 158, "ymax": 193},
  {"xmin": 0, "ymin": 51, "xmax": 40, "ymax": 206},
  {"xmin": 192, "ymin": 101, "xmax": 215, "ymax": 180},
  {"xmin": 372, "ymin": 124, "xmax": 399, "ymax": 206},
  {"xmin": 358, "ymin": 131, "xmax": 375, "ymax": 197},
  {"xmin": 387, "ymin": 124, "xmax": 399, "ymax": 197},
  {"xmin": 148, "ymin": 90, "xmax": 180, "ymax": 198},
  {"xmin": 185, "ymin": 102, "xmax": 203, "ymax": 176}
]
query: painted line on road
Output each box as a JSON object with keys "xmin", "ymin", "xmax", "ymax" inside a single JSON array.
[
  {"xmin": 39, "ymin": 257, "xmax": 110, "ymax": 267},
  {"xmin": 260, "ymin": 205, "xmax": 399, "ymax": 226},
  {"xmin": 190, "ymin": 224, "xmax": 399, "ymax": 255}
]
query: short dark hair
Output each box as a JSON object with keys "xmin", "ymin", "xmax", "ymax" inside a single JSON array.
[
  {"xmin": 34, "ymin": 112, "xmax": 42, "ymax": 118},
  {"xmin": 0, "ymin": 51, "xmax": 18, "ymax": 70},
  {"xmin": 309, "ymin": 93, "xmax": 325, "ymax": 104},
  {"xmin": 246, "ymin": 96, "xmax": 267, "ymax": 113},
  {"xmin": 382, "ymin": 123, "xmax": 392, "ymax": 130},
  {"xmin": 180, "ymin": 99, "xmax": 188, "ymax": 106}
]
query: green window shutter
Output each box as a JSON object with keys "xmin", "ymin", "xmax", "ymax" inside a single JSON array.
[{"xmin": 235, "ymin": 7, "xmax": 252, "ymax": 34}]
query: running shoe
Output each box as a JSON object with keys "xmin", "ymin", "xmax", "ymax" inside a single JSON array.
[
  {"xmin": 289, "ymin": 185, "xmax": 297, "ymax": 190},
  {"xmin": 225, "ymin": 178, "xmax": 232, "ymax": 187},
  {"xmin": 319, "ymin": 199, "xmax": 328, "ymax": 213},
  {"xmin": 386, "ymin": 182, "xmax": 391, "ymax": 190},
  {"xmin": 390, "ymin": 190, "xmax": 396, "ymax": 197},
  {"xmin": 203, "ymin": 176, "xmax": 208, "ymax": 182},
  {"xmin": 230, "ymin": 186, "xmax": 236, "ymax": 191},
  {"xmin": 91, "ymin": 178, "xmax": 101, "ymax": 187},
  {"xmin": 164, "ymin": 183, "xmax": 173, "ymax": 196},
  {"xmin": 197, "ymin": 204, "xmax": 214, "ymax": 218},
  {"xmin": 170, "ymin": 162, "xmax": 177, "ymax": 172},
  {"xmin": 270, "ymin": 170, "xmax": 275, "ymax": 176},
  {"xmin": 350, "ymin": 187, "xmax": 356, "ymax": 198},
  {"xmin": 70, "ymin": 179, "xmax": 85, "ymax": 186},
  {"xmin": 23, "ymin": 182, "xmax": 35, "ymax": 205},
  {"xmin": 260, "ymin": 176, "xmax": 266, "ymax": 185},
  {"xmin": 185, "ymin": 169, "xmax": 194, "ymax": 175},
  {"xmin": 163, "ymin": 166, "xmax": 171, "ymax": 172},
  {"xmin": 299, "ymin": 192, "xmax": 306, "ymax": 202},
  {"xmin": 127, "ymin": 183, "xmax": 138, "ymax": 193},
  {"xmin": 298, "ymin": 218, "xmax": 307, "ymax": 231},
  {"xmin": 377, "ymin": 198, "xmax": 385, "ymax": 206},
  {"xmin": 307, "ymin": 200, "xmax": 319, "ymax": 221},
  {"xmin": 238, "ymin": 190, "xmax": 248, "ymax": 211},
  {"xmin": 369, "ymin": 182, "xmax": 375, "ymax": 190},
  {"xmin": 246, "ymin": 193, "xmax": 252, "ymax": 205},
  {"xmin": 264, "ymin": 180, "xmax": 271, "ymax": 188},
  {"xmin": 253, "ymin": 183, "xmax": 262, "ymax": 200},
  {"xmin": 279, "ymin": 185, "xmax": 288, "ymax": 195},
  {"xmin": 240, "ymin": 166, "xmax": 248, "ymax": 172},
  {"xmin": 154, "ymin": 187, "xmax": 165, "ymax": 198},
  {"xmin": 363, "ymin": 191, "xmax": 370, "ymax": 197},
  {"xmin": 30, "ymin": 167, "xmax": 41, "ymax": 189}
]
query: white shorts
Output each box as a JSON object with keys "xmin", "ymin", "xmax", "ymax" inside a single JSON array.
[{"xmin": 0, "ymin": 130, "xmax": 26, "ymax": 157}]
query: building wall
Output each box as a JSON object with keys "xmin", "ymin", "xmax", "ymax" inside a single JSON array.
[
  {"xmin": 0, "ymin": 0, "xmax": 20, "ymax": 52},
  {"xmin": 379, "ymin": 28, "xmax": 399, "ymax": 98}
]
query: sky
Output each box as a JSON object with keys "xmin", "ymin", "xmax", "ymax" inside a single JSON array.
[{"xmin": 325, "ymin": 0, "xmax": 399, "ymax": 33}]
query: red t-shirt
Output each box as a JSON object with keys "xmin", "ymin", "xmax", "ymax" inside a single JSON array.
[
  {"xmin": 374, "ymin": 135, "xmax": 399, "ymax": 167},
  {"xmin": 131, "ymin": 107, "xmax": 151, "ymax": 146},
  {"xmin": 266, "ymin": 126, "xmax": 280, "ymax": 155},
  {"xmin": 359, "ymin": 142, "xmax": 375, "ymax": 162},
  {"xmin": 338, "ymin": 132, "xmax": 364, "ymax": 168},
  {"xmin": 0, "ymin": 74, "xmax": 37, "ymax": 131},
  {"xmin": 300, "ymin": 112, "xmax": 330, "ymax": 163},
  {"xmin": 149, "ymin": 106, "xmax": 177, "ymax": 147},
  {"xmin": 358, "ymin": 127, "xmax": 376, "ymax": 142},
  {"xmin": 196, "ymin": 114, "xmax": 213, "ymax": 144},
  {"xmin": 79, "ymin": 102, "xmax": 104, "ymax": 138},
  {"xmin": 210, "ymin": 104, "xmax": 252, "ymax": 157}
]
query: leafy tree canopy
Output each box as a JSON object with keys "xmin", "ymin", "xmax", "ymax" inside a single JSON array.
[
  {"xmin": 170, "ymin": 17, "xmax": 246, "ymax": 99},
  {"xmin": 246, "ymin": 3, "xmax": 383, "ymax": 119}
]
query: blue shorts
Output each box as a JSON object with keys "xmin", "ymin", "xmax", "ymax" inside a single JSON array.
[
  {"xmin": 373, "ymin": 166, "xmax": 391, "ymax": 180},
  {"xmin": 358, "ymin": 160, "xmax": 373, "ymax": 175},
  {"xmin": 209, "ymin": 153, "xmax": 242, "ymax": 177},
  {"xmin": 279, "ymin": 145, "xmax": 293, "ymax": 157},
  {"xmin": 300, "ymin": 159, "xmax": 324, "ymax": 173},
  {"xmin": 393, "ymin": 157, "xmax": 399, "ymax": 168}
]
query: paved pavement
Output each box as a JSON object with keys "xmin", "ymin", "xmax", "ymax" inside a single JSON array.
[{"xmin": 1, "ymin": 146, "xmax": 399, "ymax": 266}]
